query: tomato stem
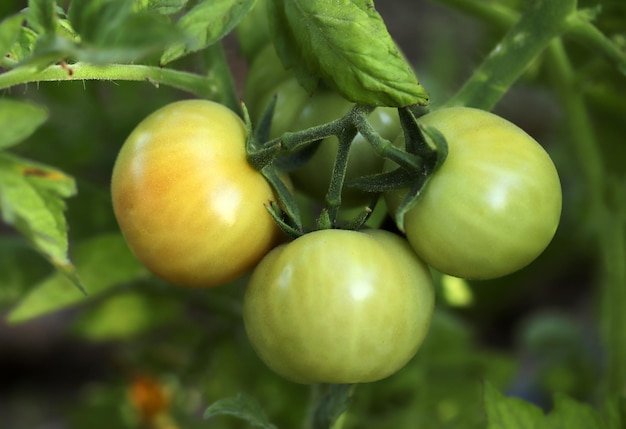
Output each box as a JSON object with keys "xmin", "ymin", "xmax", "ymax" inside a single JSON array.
[{"xmin": 442, "ymin": 0, "xmax": 576, "ymax": 110}]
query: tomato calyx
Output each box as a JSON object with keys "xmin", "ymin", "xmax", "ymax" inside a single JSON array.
[{"xmin": 245, "ymin": 99, "xmax": 447, "ymax": 236}]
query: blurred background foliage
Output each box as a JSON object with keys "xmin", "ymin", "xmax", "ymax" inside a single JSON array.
[{"xmin": 0, "ymin": 0, "xmax": 624, "ymax": 428}]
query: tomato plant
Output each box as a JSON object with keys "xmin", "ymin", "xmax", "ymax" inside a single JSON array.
[
  {"xmin": 111, "ymin": 100, "xmax": 283, "ymax": 288},
  {"xmin": 1, "ymin": 0, "xmax": 624, "ymax": 428},
  {"xmin": 386, "ymin": 107, "xmax": 562, "ymax": 280},
  {"xmin": 243, "ymin": 228, "xmax": 434, "ymax": 384}
]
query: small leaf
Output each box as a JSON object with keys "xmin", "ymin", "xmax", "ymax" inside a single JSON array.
[
  {"xmin": 483, "ymin": 381, "xmax": 548, "ymax": 429},
  {"xmin": 0, "ymin": 100, "xmax": 48, "ymax": 149},
  {"xmin": 27, "ymin": 0, "xmax": 58, "ymax": 35},
  {"xmin": 0, "ymin": 153, "xmax": 81, "ymax": 292},
  {"xmin": 0, "ymin": 238, "xmax": 51, "ymax": 308},
  {"xmin": 68, "ymin": 0, "xmax": 182, "ymax": 63},
  {"xmin": 204, "ymin": 393, "xmax": 277, "ymax": 429},
  {"xmin": 547, "ymin": 393, "xmax": 604, "ymax": 429},
  {"xmin": 7, "ymin": 233, "xmax": 149, "ymax": 324},
  {"xmin": 136, "ymin": 0, "xmax": 189, "ymax": 15},
  {"xmin": 269, "ymin": 0, "xmax": 429, "ymax": 107},
  {"xmin": 0, "ymin": 13, "xmax": 24, "ymax": 58},
  {"xmin": 161, "ymin": 0, "xmax": 255, "ymax": 65}
]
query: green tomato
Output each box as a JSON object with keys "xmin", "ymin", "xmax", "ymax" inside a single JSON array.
[
  {"xmin": 235, "ymin": 0, "xmax": 271, "ymax": 63},
  {"xmin": 290, "ymin": 92, "xmax": 401, "ymax": 207},
  {"xmin": 244, "ymin": 44, "xmax": 294, "ymax": 121},
  {"xmin": 111, "ymin": 100, "xmax": 283, "ymax": 288},
  {"xmin": 386, "ymin": 107, "xmax": 562, "ymax": 280},
  {"xmin": 243, "ymin": 228, "xmax": 434, "ymax": 384}
]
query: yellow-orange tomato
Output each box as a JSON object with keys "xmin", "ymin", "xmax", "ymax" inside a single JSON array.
[{"xmin": 111, "ymin": 100, "xmax": 283, "ymax": 287}]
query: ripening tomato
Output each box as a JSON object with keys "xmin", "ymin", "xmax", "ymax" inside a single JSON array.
[
  {"xmin": 386, "ymin": 107, "xmax": 562, "ymax": 279},
  {"xmin": 243, "ymin": 228, "xmax": 435, "ymax": 384},
  {"xmin": 111, "ymin": 100, "xmax": 283, "ymax": 288}
]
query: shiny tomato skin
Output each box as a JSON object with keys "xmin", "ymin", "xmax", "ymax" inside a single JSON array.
[
  {"xmin": 243, "ymin": 229, "xmax": 435, "ymax": 384},
  {"xmin": 386, "ymin": 107, "xmax": 562, "ymax": 280},
  {"xmin": 290, "ymin": 92, "xmax": 401, "ymax": 207},
  {"xmin": 111, "ymin": 100, "xmax": 282, "ymax": 288}
]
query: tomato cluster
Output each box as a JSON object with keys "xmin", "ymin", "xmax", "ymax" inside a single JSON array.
[{"xmin": 111, "ymin": 47, "xmax": 561, "ymax": 386}]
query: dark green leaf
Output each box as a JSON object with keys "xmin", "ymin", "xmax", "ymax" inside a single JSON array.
[
  {"xmin": 204, "ymin": 393, "xmax": 277, "ymax": 429},
  {"xmin": 483, "ymin": 381, "xmax": 547, "ymax": 429},
  {"xmin": 68, "ymin": 0, "xmax": 182, "ymax": 63},
  {"xmin": 161, "ymin": 0, "xmax": 255, "ymax": 65},
  {"xmin": 547, "ymin": 394, "xmax": 604, "ymax": 429},
  {"xmin": 137, "ymin": 0, "xmax": 189, "ymax": 15},
  {"xmin": 0, "ymin": 13, "xmax": 24, "ymax": 58},
  {"xmin": 0, "ymin": 153, "xmax": 81, "ymax": 293},
  {"xmin": 6, "ymin": 233, "xmax": 149, "ymax": 324},
  {"xmin": 0, "ymin": 100, "xmax": 48, "ymax": 149},
  {"xmin": 27, "ymin": 0, "xmax": 57, "ymax": 35},
  {"xmin": 0, "ymin": 238, "xmax": 51, "ymax": 308},
  {"xmin": 269, "ymin": 0, "xmax": 429, "ymax": 107}
]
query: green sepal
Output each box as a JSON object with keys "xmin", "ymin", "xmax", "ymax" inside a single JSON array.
[
  {"xmin": 315, "ymin": 209, "xmax": 332, "ymax": 231},
  {"xmin": 245, "ymin": 100, "xmax": 282, "ymax": 171},
  {"xmin": 342, "ymin": 198, "xmax": 379, "ymax": 231},
  {"xmin": 265, "ymin": 201, "xmax": 302, "ymax": 240}
]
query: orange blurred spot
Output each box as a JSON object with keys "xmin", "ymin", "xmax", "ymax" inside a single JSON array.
[{"xmin": 128, "ymin": 374, "xmax": 171, "ymax": 425}]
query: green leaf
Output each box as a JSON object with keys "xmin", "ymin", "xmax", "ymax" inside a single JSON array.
[
  {"xmin": 204, "ymin": 393, "xmax": 277, "ymax": 429},
  {"xmin": 6, "ymin": 25, "xmax": 38, "ymax": 64},
  {"xmin": 0, "ymin": 238, "xmax": 51, "ymax": 308},
  {"xmin": 0, "ymin": 100, "xmax": 48, "ymax": 149},
  {"xmin": 0, "ymin": 13, "xmax": 24, "ymax": 58},
  {"xmin": 6, "ymin": 233, "xmax": 149, "ymax": 324},
  {"xmin": 547, "ymin": 394, "xmax": 604, "ymax": 429},
  {"xmin": 73, "ymin": 291, "xmax": 182, "ymax": 341},
  {"xmin": 269, "ymin": 0, "xmax": 429, "ymax": 107},
  {"xmin": 68, "ymin": 0, "xmax": 183, "ymax": 63},
  {"xmin": 0, "ymin": 153, "xmax": 82, "ymax": 292},
  {"xmin": 483, "ymin": 382, "xmax": 547, "ymax": 429},
  {"xmin": 27, "ymin": 0, "xmax": 58, "ymax": 35},
  {"xmin": 161, "ymin": 0, "xmax": 255, "ymax": 65},
  {"xmin": 136, "ymin": 0, "xmax": 189, "ymax": 15}
]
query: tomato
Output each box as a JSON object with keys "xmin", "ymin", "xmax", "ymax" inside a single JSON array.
[
  {"xmin": 243, "ymin": 44, "xmax": 311, "ymax": 139},
  {"xmin": 243, "ymin": 228, "xmax": 434, "ymax": 384},
  {"xmin": 386, "ymin": 107, "xmax": 562, "ymax": 280},
  {"xmin": 290, "ymin": 92, "xmax": 401, "ymax": 207},
  {"xmin": 111, "ymin": 100, "xmax": 283, "ymax": 288}
]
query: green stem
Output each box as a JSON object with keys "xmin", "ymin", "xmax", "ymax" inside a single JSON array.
[
  {"xmin": 0, "ymin": 62, "xmax": 221, "ymax": 100},
  {"xmin": 325, "ymin": 127, "xmax": 358, "ymax": 226},
  {"xmin": 432, "ymin": 0, "xmax": 517, "ymax": 29},
  {"xmin": 565, "ymin": 13, "xmax": 626, "ymax": 74},
  {"xmin": 443, "ymin": 0, "xmax": 576, "ymax": 110},
  {"xmin": 434, "ymin": 0, "xmax": 626, "ymax": 75},
  {"xmin": 200, "ymin": 43, "xmax": 241, "ymax": 114},
  {"xmin": 546, "ymin": 39, "xmax": 626, "ymax": 397},
  {"xmin": 306, "ymin": 384, "xmax": 354, "ymax": 429}
]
